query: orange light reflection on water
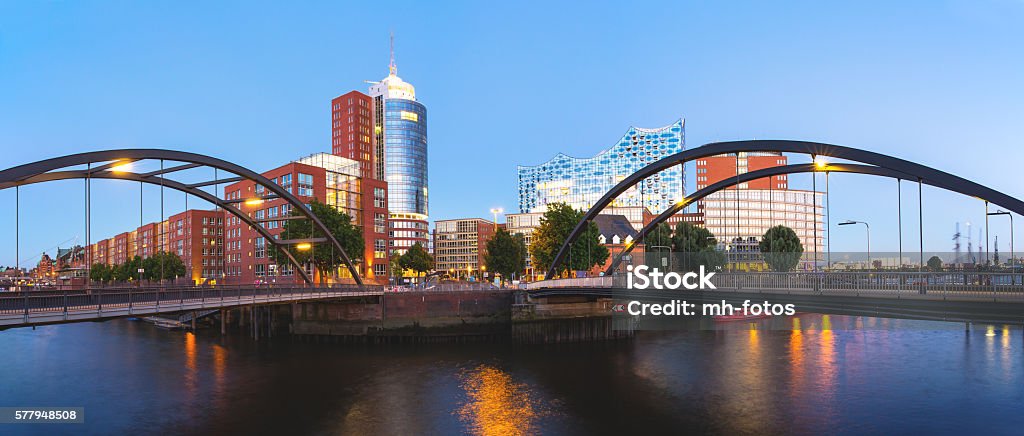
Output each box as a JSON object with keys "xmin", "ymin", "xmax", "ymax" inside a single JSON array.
[{"xmin": 458, "ymin": 365, "xmax": 539, "ymax": 436}]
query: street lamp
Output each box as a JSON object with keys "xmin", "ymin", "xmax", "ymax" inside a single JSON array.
[
  {"xmin": 838, "ymin": 220, "xmax": 870, "ymax": 269},
  {"xmin": 490, "ymin": 208, "xmax": 503, "ymax": 232},
  {"xmin": 987, "ymin": 210, "xmax": 1014, "ymax": 276}
]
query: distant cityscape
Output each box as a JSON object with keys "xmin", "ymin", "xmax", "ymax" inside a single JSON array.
[
  {"xmin": 5, "ymin": 38, "xmax": 834, "ymax": 287},
  {"xmin": 12, "ymin": 39, "xmax": 1009, "ymax": 289}
]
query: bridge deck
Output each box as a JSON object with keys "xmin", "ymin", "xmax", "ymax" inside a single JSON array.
[{"xmin": 0, "ymin": 286, "xmax": 382, "ymax": 329}]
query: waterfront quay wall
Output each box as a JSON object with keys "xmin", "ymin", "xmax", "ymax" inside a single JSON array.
[
  {"xmin": 290, "ymin": 290, "xmax": 512, "ymax": 342},
  {"xmin": 511, "ymin": 295, "xmax": 636, "ymax": 344}
]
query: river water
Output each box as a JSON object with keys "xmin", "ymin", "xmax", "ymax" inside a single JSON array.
[{"xmin": 1, "ymin": 315, "xmax": 1021, "ymax": 435}]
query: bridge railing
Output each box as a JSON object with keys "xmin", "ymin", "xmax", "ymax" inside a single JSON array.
[
  {"xmin": 712, "ymin": 271, "xmax": 1024, "ymax": 301},
  {"xmin": 0, "ymin": 283, "xmax": 384, "ymax": 324},
  {"xmin": 527, "ymin": 271, "xmax": 1024, "ymax": 302}
]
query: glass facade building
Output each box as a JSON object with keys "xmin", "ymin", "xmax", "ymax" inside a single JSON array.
[
  {"xmin": 382, "ymin": 98, "xmax": 428, "ymax": 215},
  {"xmin": 517, "ymin": 119, "xmax": 685, "ymax": 214},
  {"xmin": 368, "ymin": 44, "xmax": 430, "ymax": 255}
]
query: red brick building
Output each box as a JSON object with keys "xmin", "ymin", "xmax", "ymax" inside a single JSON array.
[
  {"xmin": 34, "ymin": 253, "xmax": 56, "ymax": 280},
  {"xmin": 223, "ymin": 153, "xmax": 389, "ymax": 285},
  {"xmin": 694, "ymin": 152, "xmax": 788, "ymax": 214},
  {"xmin": 166, "ymin": 209, "xmax": 225, "ymax": 283},
  {"xmin": 695, "ymin": 152, "xmax": 788, "ymax": 192},
  {"xmin": 331, "ymin": 91, "xmax": 378, "ymax": 180},
  {"xmin": 82, "ymin": 209, "xmax": 225, "ymax": 284}
]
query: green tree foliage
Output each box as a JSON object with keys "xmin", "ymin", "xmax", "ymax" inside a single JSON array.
[
  {"xmin": 484, "ymin": 229, "xmax": 527, "ymax": 282},
  {"xmin": 927, "ymin": 255, "xmax": 943, "ymax": 271},
  {"xmin": 398, "ymin": 242, "xmax": 433, "ymax": 275},
  {"xmin": 670, "ymin": 222, "xmax": 726, "ymax": 271},
  {"xmin": 529, "ymin": 202, "xmax": 609, "ymax": 276},
  {"xmin": 89, "ymin": 263, "xmax": 112, "ymax": 283},
  {"xmin": 759, "ymin": 225, "xmax": 804, "ymax": 272},
  {"xmin": 269, "ymin": 199, "xmax": 364, "ymax": 283},
  {"xmin": 389, "ymin": 250, "xmax": 404, "ymax": 281},
  {"xmin": 93, "ymin": 251, "xmax": 187, "ymax": 284},
  {"xmin": 646, "ymin": 222, "xmax": 673, "ymax": 248},
  {"xmin": 116, "ymin": 256, "xmax": 143, "ymax": 281},
  {"xmin": 140, "ymin": 251, "xmax": 187, "ymax": 281}
]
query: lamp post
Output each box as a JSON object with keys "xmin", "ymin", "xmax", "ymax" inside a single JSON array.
[
  {"xmin": 987, "ymin": 210, "xmax": 1014, "ymax": 281},
  {"xmin": 490, "ymin": 208, "xmax": 503, "ymax": 233},
  {"xmin": 650, "ymin": 245, "xmax": 672, "ymax": 271},
  {"xmin": 838, "ymin": 220, "xmax": 870, "ymax": 269}
]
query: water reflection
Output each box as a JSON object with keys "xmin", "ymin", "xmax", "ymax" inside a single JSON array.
[
  {"xmin": 458, "ymin": 365, "xmax": 539, "ymax": 436},
  {"xmin": 790, "ymin": 318, "xmax": 804, "ymax": 398}
]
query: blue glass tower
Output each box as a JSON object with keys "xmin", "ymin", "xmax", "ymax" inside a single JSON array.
[{"xmin": 369, "ymin": 38, "xmax": 429, "ymax": 253}]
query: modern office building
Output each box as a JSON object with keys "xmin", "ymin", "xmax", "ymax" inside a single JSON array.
[
  {"xmin": 695, "ymin": 151, "xmax": 824, "ymax": 261},
  {"xmin": 433, "ymin": 218, "xmax": 496, "ymax": 280},
  {"xmin": 368, "ymin": 39, "xmax": 429, "ymax": 254},
  {"xmin": 694, "ymin": 152, "xmax": 788, "ymax": 192},
  {"xmin": 518, "ymin": 119, "xmax": 685, "ymax": 215},
  {"xmin": 223, "ymin": 153, "xmax": 389, "ymax": 285},
  {"xmin": 702, "ymin": 189, "xmax": 825, "ymax": 262},
  {"xmin": 505, "ymin": 212, "xmax": 543, "ymax": 280}
]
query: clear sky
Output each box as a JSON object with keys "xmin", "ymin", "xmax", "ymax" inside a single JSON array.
[{"xmin": 1, "ymin": 0, "xmax": 1022, "ymax": 269}]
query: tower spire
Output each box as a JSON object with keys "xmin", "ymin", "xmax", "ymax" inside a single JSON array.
[{"xmin": 389, "ymin": 32, "xmax": 397, "ymax": 76}]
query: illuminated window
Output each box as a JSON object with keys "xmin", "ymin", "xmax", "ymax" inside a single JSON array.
[{"xmin": 400, "ymin": 111, "xmax": 419, "ymax": 122}]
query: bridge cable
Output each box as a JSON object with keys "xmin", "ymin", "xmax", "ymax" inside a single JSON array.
[
  {"xmin": 160, "ymin": 159, "xmax": 164, "ymax": 283},
  {"xmin": 898, "ymin": 179, "xmax": 902, "ymax": 270}
]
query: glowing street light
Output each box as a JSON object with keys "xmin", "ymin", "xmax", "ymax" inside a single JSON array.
[
  {"xmin": 109, "ymin": 161, "xmax": 134, "ymax": 173},
  {"xmin": 295, "ymin": 242, "xmax": 312, "ymax": 251},
  {"xmin": 244, "ymin": 198, "xmax": 264, "ymax": 207},
  {"xmin": 814, "ymin": 156, "xmax": 828, "ymax": 170}
]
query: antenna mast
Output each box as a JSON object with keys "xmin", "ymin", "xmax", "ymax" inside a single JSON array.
[{"xmin": 389, "ymin": 32, "xmax": 397, "ymax": 75}]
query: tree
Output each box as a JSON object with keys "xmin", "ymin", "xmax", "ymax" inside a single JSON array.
[
  {"xmin": 89, "ymin": 263, "xmax": 112, "ymax": 283},
  {"xmin": 927, "ymin": 255, "xmax": 943, "ymax": 272},
  {"xmin": 671, "ymin": 222, "xmax": 726, "ymax": 272},
  {"xmin": 529, "ymin": 202, "xmax": 609, "ymax": 276},
  {"xmin": 485, "ymin": 229, "xmax": 527, "ymax": 282},
  {"xmin": 269, "ymin": 199, "xmax": 364, "ymax": 283},
  {"xmin": 759, "ymin": 225, "xmax": 804, "ymax": 272},
  {"xmin": 398, "ymin": 242, "xmax": 433, "ymax": 276},
  {"xmin": 646, "ymin": 222, "xmax": 673, "ymax": 247},
  {"xmin": 389, "ymin": 250, "xmax": 404, "ymax": 282}
]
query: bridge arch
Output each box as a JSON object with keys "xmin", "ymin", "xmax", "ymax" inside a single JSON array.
[
  {"xmin": 0, "ymin": 149, "xmax": 363, "ymax": 285},
  {"xmin": 546, "ymin": 140, "xmax": 1024, "ymax": 279}
]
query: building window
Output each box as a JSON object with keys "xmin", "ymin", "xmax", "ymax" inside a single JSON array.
[
  {"xmin": 400, "ymin": 111, "xmax": 419, "ymax": 122},
  {"xmin": 374, "ymin": 188, "xmax": 386, "ymax": 208},
  {"xmin": 298, "ymin": 173, "xmax": 314, "ymax": 197},
  {"xmin": 374, "ymin": 213, "xmax": 386, "ymax": 234},
  {"xmin": 255, "ymin": 237, "xmax": 266, "ymax": 259}
]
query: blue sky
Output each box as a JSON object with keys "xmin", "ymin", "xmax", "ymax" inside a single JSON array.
[{"xmin": 1, "ymin": 1, "xmax": 1022, "ymax": 268}]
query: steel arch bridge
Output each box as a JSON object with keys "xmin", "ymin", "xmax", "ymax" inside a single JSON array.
[
  {"xmin": 0, "ymin": 149, "xmax": 363, "ymax": 285},
  {"xmin": 545, "ymin": 140, "xmax": 1024, "ymax": 280}
]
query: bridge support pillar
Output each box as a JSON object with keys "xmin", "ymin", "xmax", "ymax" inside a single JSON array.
[
  {"xmin": 965, "ymin": 321, "xmax": 971, "ymax": 332},
  {"xmin": 220, "ymin": 309, "xmax": 226, "ymax": 335}
]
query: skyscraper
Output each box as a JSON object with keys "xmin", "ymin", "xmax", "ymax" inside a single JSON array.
[{"xmin": 368, "ymin": 35, "xmax": 429, "ymax": 254}]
